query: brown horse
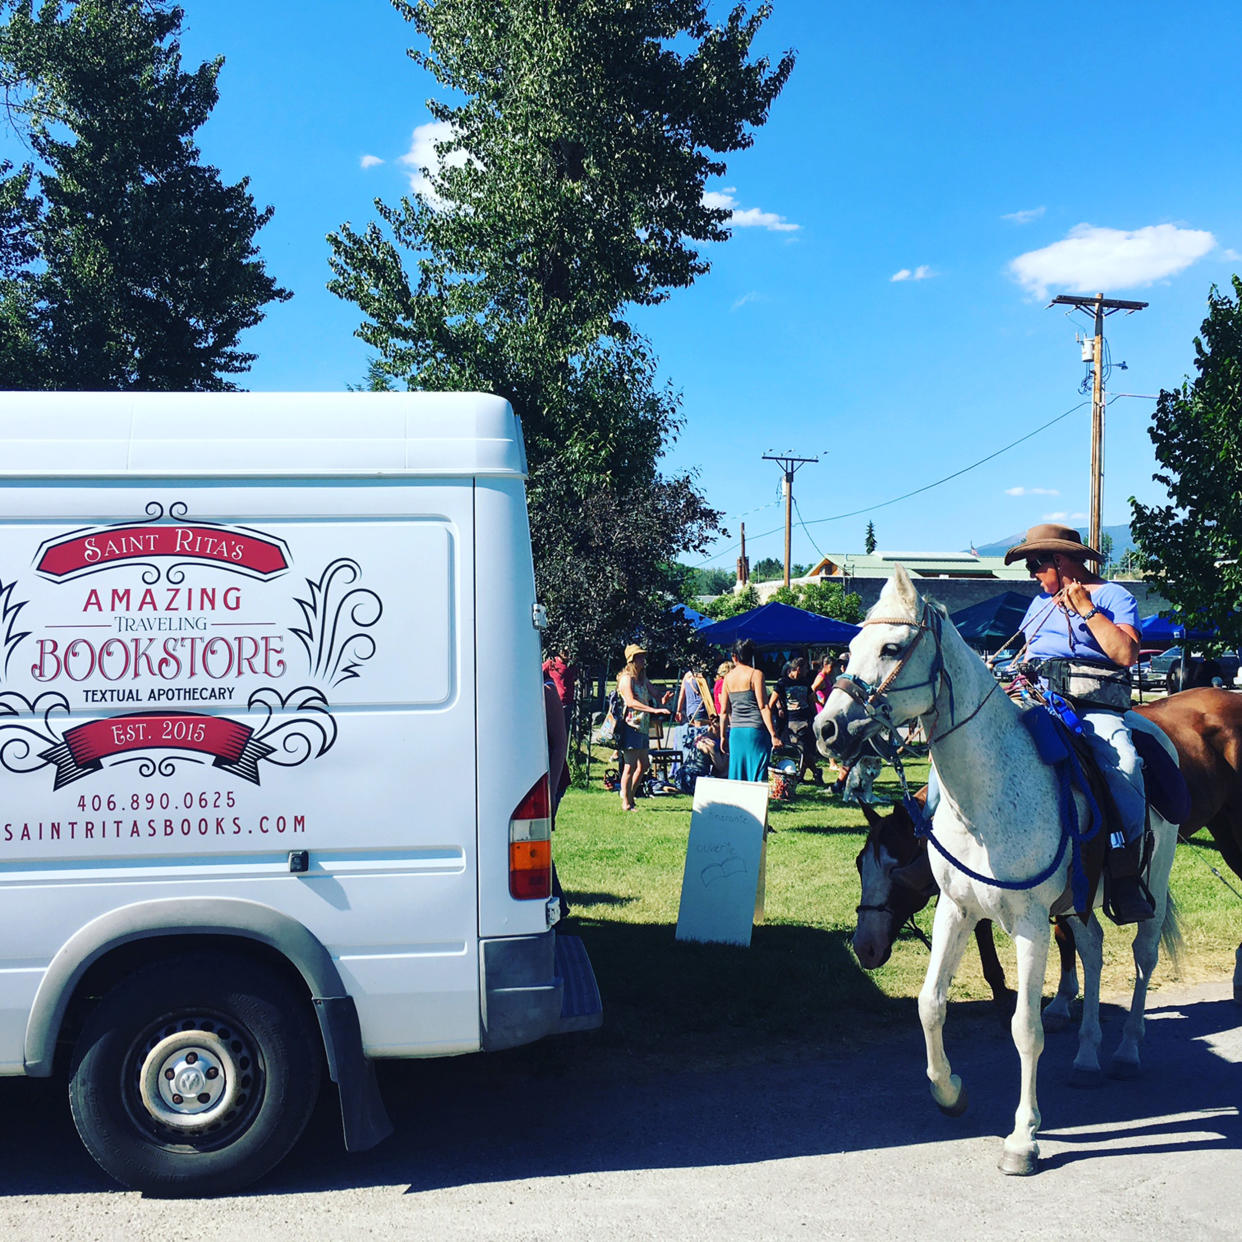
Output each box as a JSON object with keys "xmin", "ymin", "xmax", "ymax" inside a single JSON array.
[
  {"xmin": 853, "ymin": 686, "xmax": 1242, "ymax": 1004},
  {"xmin": 1138, "ymin": 686, "xmax": 1242, "ymax": 1000}
]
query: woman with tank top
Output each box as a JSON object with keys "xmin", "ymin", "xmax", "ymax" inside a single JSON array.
[{"xmin": 718, "ymin": 638, "xmax": 780, "ymax": 782}]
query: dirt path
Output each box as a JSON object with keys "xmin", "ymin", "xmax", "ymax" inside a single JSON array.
[{"xmin": 2, "ymin": 979, "xmax": 1239, "ymax": 1240}]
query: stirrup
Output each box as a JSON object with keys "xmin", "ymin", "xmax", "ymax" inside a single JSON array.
[{"xmin": 1102, "ymin": 871, "xmax": 1155, "ymax": 925}]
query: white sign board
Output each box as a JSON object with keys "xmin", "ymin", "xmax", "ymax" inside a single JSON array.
[{"xmin": 675, "ymin": 777, "xmax": 768, "ymax": 947}]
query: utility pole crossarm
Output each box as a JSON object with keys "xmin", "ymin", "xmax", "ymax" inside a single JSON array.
[
  {"xmin": 1049, "ymin": 294, "xmax": 1149, "ymax": 314},
  {"xmin": 762, "ymin": 453, "xmax": 818, "ymax": 589}
]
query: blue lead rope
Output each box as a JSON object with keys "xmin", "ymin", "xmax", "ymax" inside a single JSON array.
[{"xmin": 889, "ymin": 701, "xmax": 1101, "ymax": 908}]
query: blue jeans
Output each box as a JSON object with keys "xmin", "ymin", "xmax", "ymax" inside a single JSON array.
[{"xmin": 1081, "ymin": 708, "xmax": 1145, "ymax": 847}]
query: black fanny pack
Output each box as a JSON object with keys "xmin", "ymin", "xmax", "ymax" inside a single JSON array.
[{"xmin": 1040, "ymin": 657, "xmax": 1131, "ymax": 712}]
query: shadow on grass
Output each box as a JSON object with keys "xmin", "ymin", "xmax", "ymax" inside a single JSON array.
[{"xmin": 565, "ymin": 890, "xmax": 637, "ymax": 909}]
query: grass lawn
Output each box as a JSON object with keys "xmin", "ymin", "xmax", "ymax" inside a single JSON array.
[{"xmin": 552, "ymin": 750, "xmax": 1242, "ymax": 1068}]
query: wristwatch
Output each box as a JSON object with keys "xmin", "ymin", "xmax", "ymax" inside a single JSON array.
[{"xmin": 1080, "ymin": 605, "xmax": 1100, "ymax": 621}]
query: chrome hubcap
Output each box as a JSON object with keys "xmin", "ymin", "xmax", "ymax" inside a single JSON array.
[{"xmin": 137, "ymin": 1024, "xmax": 251, "ymax": 1133}]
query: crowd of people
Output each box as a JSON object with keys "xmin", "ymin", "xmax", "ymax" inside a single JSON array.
[{"xmin": 544, "ymin": 641, "xmax": 859, "ymax": 813}]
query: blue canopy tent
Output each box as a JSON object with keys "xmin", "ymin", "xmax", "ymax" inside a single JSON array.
[
  {"xmin": 1138, "ymin": 614, "xmax": 1216, "ymax": 646},
  {"xmin": 670, "ymin": 601, "xmax": 713, "ymax": 629},
  {"xmin": 950, "ymin": 591, "xmax": 1034, "ymax": 652},
  {"xmin": 696, "ymin": 601, "xmax": 859, "ymax": 651}
]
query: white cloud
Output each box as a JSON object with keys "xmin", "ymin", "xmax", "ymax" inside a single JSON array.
[
  {"xmin": 1002, "ymin": 206, "xmax": 1046, "ymax": 225},
  {"xmin": 703, "ymin": 188, "xmax": 799, "ymax": 233},
  {"xmin": 731, "ymin": 291, "xmax": 767, "ymax": 311},
  {"xmin": 890, "ymin": 265, "xmax": 936, "ymax": 282},
  {"xmin": 1006, "ymin": 486, "xmax": 1060, "ymax": 496},
  {"xmin": 1041, "ymin": 510, "xmax": 1088, "ymax": 522},
  {"xmin": 399, "ymin": 120, "xmax": 474, "ymax": 206},
  {"xmin": 360, "ymin": 154, "xmax": 385, "ymax": 170},
  {"xmin": 1010, "ymin": 223, "xmax": 1216, "ymax": 299},
  {"xmin": 1224, "ymin": 248, "xmax": 1242, "ymax": 261}
]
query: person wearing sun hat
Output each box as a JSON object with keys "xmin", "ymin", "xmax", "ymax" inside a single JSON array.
[
  {"xmin": 1005, "ymin": 522, "xmax": 1153, "ymax": 923},
  {"xmin": 615, "ymin": 642, "xmax": 671, "ymax": 812}
]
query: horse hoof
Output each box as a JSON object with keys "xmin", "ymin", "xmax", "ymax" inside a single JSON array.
[
  {"xmin": 1108, "ymin": 1058, "xmax": 1142, "ymax": 1080},
  {"xmin": 1068, "ymin": 1066, "xmax": 1104, "ymax": 1089},
  {"xmin": 936, "ymin": 1084, "xmax": 969, "ymax": 1117},
  {"xmin": 1042, "ymin": 1008, "xmax": 1071, "ymax": 1033},
  {"xmin": 998, "ymin": 1148, "xmax": 1039, "ymax": 1176}
]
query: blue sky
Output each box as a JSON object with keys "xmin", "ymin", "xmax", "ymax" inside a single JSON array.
[{"xmin": 19, "ymin": 2, "xmax": 1242, "ymax": 569}]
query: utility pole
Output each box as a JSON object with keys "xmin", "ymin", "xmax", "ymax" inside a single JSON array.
[
  {"xmin": 762, "ymin": 453, "xmax": 818, "ymax": 588},
  {"xmin": 737, "ymin": 522, "xmax": 749, "ymax": 589},
  {"xmin": 1048, "ymin": 292, "xmax": 1147, "ymax": 553}
]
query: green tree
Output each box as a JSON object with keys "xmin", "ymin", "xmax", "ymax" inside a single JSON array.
[
  {"xmin": 1130, "ymin": 276, "xmax": 1242, "ymax": 650},
  {"xmin": 348, "ymin": 358, "xmax": 397, "ymax": 392},
  {"xmin": 676, "ymin": 563, "xmax": 735, "ymax": 600},
  {"xmin": 0, "ymin": 157, "xmax": 39, "ymax": 383},
  {"xmin": 769, "ymin": 579, "xmax": 862, "ymax": 622},
  {"xmin": 702, "ymin": 583, "xmax": 759, "ymax": 620},
  {"xmin": 327, "ymin": 0, "xmax": 792, "ymax": 667},
  {"xmin": 864, "ymin": 521, "xmax": 876, "ymax": 555},
  {"xmin": 751, "ymin": 555, "xmax": 807, "ymax": 582},
  {"xmin": 1098, "ymin": 531, "xmax": 1113, "ymax": 574},
  {"xmin": 0, "ymin": 0, "xmax": 289, "ymax": 389}
]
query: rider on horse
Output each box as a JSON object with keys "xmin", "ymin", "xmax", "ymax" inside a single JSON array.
[{"xmin": 1004, "ymin": 523, "xmax": 1155, "ymax": 924}]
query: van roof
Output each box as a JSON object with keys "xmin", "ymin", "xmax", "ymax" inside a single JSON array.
[{"xmin": 0, "ymin": 391, "xmax": 527, "ymax": 478}]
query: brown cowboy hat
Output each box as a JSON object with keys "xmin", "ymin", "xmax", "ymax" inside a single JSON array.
[{"xmin": 1003, "ymin": 522, "xmax": 1103, "ymax": 565}]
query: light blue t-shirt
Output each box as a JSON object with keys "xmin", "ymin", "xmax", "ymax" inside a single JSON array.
[{"xmin": 1020, "ymin": 581, "xmax": 1139, "ymax": 662}]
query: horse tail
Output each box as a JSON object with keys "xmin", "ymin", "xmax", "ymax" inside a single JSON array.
[{"xmin": 1159, "ymin": 889, "xmax": 1184, "ymax": 968}]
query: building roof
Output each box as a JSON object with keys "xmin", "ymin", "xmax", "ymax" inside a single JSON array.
[{"xmin": 805, "ymin": 551, "xmax": 1029, "ymax": 581}]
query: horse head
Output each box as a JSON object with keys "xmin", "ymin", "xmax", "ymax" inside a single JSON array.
[
  {"xmin": 815, "ymin": 565, "xmax": 942, "ymax": 762},
  {"xmin": 853, "ymin": 788, "xmax": 935, "ymax": 968}
]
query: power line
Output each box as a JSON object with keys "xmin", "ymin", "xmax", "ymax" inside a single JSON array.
[
  {"xmin": 792, "ymin": 494, "xmax": 826, "ymax": 562},
  {"xmin": 696, "ymin": 399, "xmax": 1091, "ymax": 566}
]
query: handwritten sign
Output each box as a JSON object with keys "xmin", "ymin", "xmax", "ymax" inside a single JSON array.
[{"xmin": 675, "ymin": 776, "xmax": 768, "ymax": 946}]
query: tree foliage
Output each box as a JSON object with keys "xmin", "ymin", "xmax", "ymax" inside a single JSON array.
[
  {"xmin": 678, "ymin": 563, "xmax": 735, "ymax": 599},
  {"xmin": 327, "ymin": 0, "xmax": 793, "ymax": 668},
  {"xmin": 0, "ymin": 0, "xmax": 289, "ymax": 389},
  {"xmin": 864, "ymin": 521, "xmax": 876, "ymax": 555},
  {"xmin": 769, "ymin": 579, "xmax": 863, "ymax": 622},
  {"xmin": 1130, "ymin": 276, "xmax": 1242, "ymax": 649},
  {"xmin": 703, "ymin": 583, "xmax": 759, "ymax": 620},
  {"xmin": 751, "ymin": 555, "xmax": 808, "ymax": 582}
]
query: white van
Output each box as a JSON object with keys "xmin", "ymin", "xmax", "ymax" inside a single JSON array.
[{"xmin": 0, "ymin": 391, "xmax": 601, "ymax": 1195}]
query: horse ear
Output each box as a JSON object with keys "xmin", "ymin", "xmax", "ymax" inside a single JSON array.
[
  {"xmin": 891, "ymin": 563, "xmax": 918, "ymax": 612},
  {"xmin": 859, "ymin": 801, "xmax": 884, "ymax": 829},
  {"xmin": 875, "ymin": 563, "xmax": 918, "ymax": 619}
]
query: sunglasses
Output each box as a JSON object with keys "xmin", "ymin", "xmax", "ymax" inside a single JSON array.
[{"xmin": 1025, "ymin": 556, "xmax": 1057, "ymax": 574}]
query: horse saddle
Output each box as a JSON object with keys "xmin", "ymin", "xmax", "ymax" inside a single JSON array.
[
  {"xmin": 1022, "ymin": 702, "xmax": 1190, "ymax": 829},
  {"xmin": 1127, "ymin": 712, "xmax": 1192, "ymax": 825}
]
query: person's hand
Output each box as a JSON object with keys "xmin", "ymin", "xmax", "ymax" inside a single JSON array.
[{"xmin": 1061, "ymin": 581, "xmax": 1093, "ymax": 617}]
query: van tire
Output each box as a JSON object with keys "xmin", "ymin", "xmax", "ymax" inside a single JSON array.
[{"xmin": 68, "ymin": 953, "xmax": 322, "ymax": 1197}]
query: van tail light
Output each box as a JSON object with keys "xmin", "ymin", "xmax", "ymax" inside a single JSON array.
[{"xmin": 509, "ymin": 774, "xmax": 552, "ymax": 899}]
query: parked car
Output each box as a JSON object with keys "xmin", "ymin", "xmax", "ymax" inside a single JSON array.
[
  {"xmin": 990, "ymin": 646, "xmax": 1024, "ymax": 682},
  {"xmin": 1147, "ymin": 646, "xmax": 1242, "ymax": 691},
  {"xmin": 1130, "ymin": 648, "xmax": 1169, "ymax": 692}
]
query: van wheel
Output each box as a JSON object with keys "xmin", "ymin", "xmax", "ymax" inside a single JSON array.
[{"xmin": 68, "ymin": 954, "xmax": 322, "ymax": 1197}]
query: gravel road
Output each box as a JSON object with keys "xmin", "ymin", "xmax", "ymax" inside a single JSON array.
[{"xmin": 2, "ymin": 979, "xmax": 1239, "ymax": 1241}]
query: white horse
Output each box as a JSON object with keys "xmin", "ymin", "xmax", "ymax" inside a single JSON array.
[{"xmin": 815, "ymin": 566, "xmax": 1179, "ymax": 1176}]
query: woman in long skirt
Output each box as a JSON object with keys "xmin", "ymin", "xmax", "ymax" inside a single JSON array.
[{"xmin": 718, "ymin": 638, "xmax": 780, "ymax": 782}]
